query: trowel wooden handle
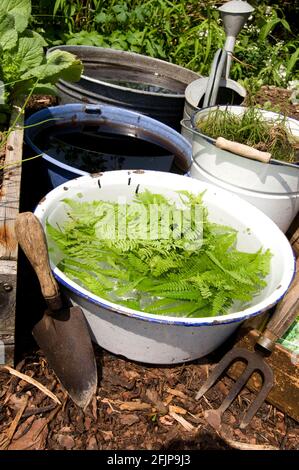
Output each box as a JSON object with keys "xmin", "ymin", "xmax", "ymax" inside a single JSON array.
[
  {"xmin": 290, "ymin": 226, "xmax": 299, "ymax": 258},
  {"xmin": 15, "ymin": 212, "xmax": 62, "ymax": 311},
  {"xmin": 257, "ymin": 258, "xmax": 299, "ymax": 351},
  {"xmin": 216, "ymin": 137, "xmax": 272, "ymax": 163}
]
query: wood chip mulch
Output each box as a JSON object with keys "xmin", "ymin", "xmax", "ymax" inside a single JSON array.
[{"xmin": 0, "ymin": 349, "xmax": 298, "ymax": 451}]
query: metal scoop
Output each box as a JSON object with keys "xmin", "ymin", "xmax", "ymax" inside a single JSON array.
[
  {"xmin": 196, "ymin": 260, "xmax": 299, "ymax": 429},
  {"xmin": 15, "ymin": 212, "xmax": 98, "ymax": 408}
]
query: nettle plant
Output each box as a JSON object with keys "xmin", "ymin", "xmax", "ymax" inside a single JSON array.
[{"xmin": 0, "ymin": 0, "xmax": 83, "ymax": 121}]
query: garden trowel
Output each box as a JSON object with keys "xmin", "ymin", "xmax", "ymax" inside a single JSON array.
[{"xmin": 15, "ymin": 212, "xmax": 97, "ymax": 408}]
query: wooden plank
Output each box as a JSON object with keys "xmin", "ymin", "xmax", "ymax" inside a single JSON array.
[
  {"xmin": 0, "ymin": 103, "xmax": 24, "ymax": 364},
  {"xmin": 0, "ymin": 334, "xmax": 14, "ymax": 365},
  {"xmin": 0, "ymin": 260, "xmax": 17, "ymax": 336},
  {"xmin": 227, "ymin": 329, "xmax": 299, "ymax": 423},
  {"xmin": 287, "ymin": 214, "xmax": 299, "ymax": 257},
  {"xmin": 0, "ymin": 104, "xmax": 24, "ymax": 260}
]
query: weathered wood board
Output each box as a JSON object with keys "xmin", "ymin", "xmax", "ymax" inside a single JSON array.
[
  {"xmin": 232, "ymin": 222, "xmax": 299, "ymax": 421},
  {"xmin": 228, "ymin": 328, "xmax": 299, "ymax": 423},
  {"xmin": 0, "ymin": 105, "xmax": 24, "ymax": 365}
]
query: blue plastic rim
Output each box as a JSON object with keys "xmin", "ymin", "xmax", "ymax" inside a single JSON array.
[{"xmin": 25, "ymin": 103, "xmax": 192, "ymax": 188}]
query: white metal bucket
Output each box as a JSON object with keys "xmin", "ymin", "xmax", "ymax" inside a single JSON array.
[
  {"xmin": 34, "ymin": 170, "xmax": 295, "ymax": 364},
  {"xmin": 188, "ymin": 106, "xmax": 299, "ymax": 232}
]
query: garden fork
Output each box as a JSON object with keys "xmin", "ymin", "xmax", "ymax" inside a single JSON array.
[{"xmin": 196, "ymin": 260, "xmax": 299, "ymax": 429}]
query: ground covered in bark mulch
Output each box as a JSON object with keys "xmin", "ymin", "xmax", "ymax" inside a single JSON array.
[{"xmin": 0, "ymin": 348, "xmax": 298, "ymax": 451}]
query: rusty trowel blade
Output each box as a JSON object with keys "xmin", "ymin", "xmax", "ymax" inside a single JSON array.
[{"xmin": 33, "ymin": 306, "xmax": 97, "ymax": 409}]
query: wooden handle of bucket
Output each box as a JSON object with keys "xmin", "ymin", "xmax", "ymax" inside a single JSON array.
[
  {"xmin": 216, "ymin": 137, "xmax": 272, "ymax": 163},
  {"xmin": 15, "ymin": 212, "xmax": 63, "ymax": 311},
  {"xmin": 257, "ymin": 258, "xmax": 299, "ymax": 352}
]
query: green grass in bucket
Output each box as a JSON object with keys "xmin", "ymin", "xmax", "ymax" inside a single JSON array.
[
  {"xmin": 47, "ymin": 190, "xmax": 271, "ymax": 318},
  {"xmin": 195, "ymin": 107, "xmax": 296, "ymax": 163}
]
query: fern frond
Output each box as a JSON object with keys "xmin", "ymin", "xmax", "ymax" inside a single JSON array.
[{"xmin": 48, "ymin": 190, "xmax": 272, "ymax": 319}]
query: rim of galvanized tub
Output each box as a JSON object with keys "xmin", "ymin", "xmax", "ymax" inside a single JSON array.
[{"xmin": 48, "ymin": 45, "xmax": 201, "ymax": 99}]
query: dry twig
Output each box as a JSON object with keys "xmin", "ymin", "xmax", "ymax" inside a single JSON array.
[
  {"xmin": 221, "ymin": 435, "xmax": 279, "ymax": 451},
  {"xmin": 169, "ymin": 410, "xmax": 195, "ymax": 432},
  {"xmin": 0, "ymin": 395, "xmax": 29, "ymax": 450},
  {"xmin": 2, "ymin": 366, "xmax": 61, "ymax": 405}
]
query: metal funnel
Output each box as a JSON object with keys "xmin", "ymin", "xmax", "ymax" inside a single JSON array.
[
  {"xmin": 219, "ymin": 1, "xmax": 254, "ymax": 53},
  {"xmin": 202, "ymin": 0, "xmax": 254, "ymax": 107}
]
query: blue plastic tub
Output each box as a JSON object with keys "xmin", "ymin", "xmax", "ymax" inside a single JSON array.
[{"xmin": 25, "ymin": 104, "xmax": 192, "ymax": 188}]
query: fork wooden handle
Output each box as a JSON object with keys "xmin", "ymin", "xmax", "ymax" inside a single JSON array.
[
  {"xmin": 257, "ymin": 258, "xmax": 299, "ymax": 351},
  {"xmin": 15, "ymin": 212, "xmax": 63, "ymax": 311}
]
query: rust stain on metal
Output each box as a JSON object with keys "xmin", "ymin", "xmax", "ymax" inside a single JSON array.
[
  {"xmin": 133, "ymin": 169, "xmax": 145, "ymax": 174},
  {"xmin": 0, "ymin": 224, "xmax": 17, "ymax": 252}
]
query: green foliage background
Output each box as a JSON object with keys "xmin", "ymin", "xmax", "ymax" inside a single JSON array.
[
  {"xmin": 0, "ymin": 0, "xmax": 82, "ymax": 102},
  {"xmin": 0, "ymin": 0, "xmax": 82, "ymax": 127},
  {"xmin": 31, "ymin": 0, "xmax": 299, "ymax": 87}
]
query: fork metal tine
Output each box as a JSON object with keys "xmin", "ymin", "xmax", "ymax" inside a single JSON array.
[
  {"xmin": 196, "ymin": 346, "xmax": 275, "ymax": 429},
  {"xmin": 195, "ymin": 348, "xmax": 251, "ymax": 400},
  {"xmin": 240, "ymin": 363, "xmax": 274, "ymax": 429},
  {"xmin": 218, "ymin": 363, "xmax": 255, "ymax": 414}
]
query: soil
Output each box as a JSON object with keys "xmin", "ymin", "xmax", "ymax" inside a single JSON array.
[
  {"xmin": 0, "ymin": 348, "xmax": 298, "ymax": 451},
  {"xmin": 248, "ymin": 85, "xmax": 299, "ymax": 121},
  {"xmin": 0, "ymin": 87, "xmax": 298, "ymax": 452},
  {"xmin": 25, "ymin": 95, "xmax": 58, "ymax": 115}
]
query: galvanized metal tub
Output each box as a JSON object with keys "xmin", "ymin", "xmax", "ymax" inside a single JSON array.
[{"xmin": 48, "ymin": 45, "xmax": 200, "ymax": 130}]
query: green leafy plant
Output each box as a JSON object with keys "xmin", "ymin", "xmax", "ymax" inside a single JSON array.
[
  {"xmin": 32, "ymin": 0, "xmax": 299, "ymax": 88},
  {"xmin": 0, "ymin": 0, "xmax": 83, "ymax": 110},
  {"xmin": 231, "ymin": 3, "xmax": 299, "ymax": 87},
  {"xmin": 47, "ymin": 190, "xmax": 271, "ymax": 318},
  {"xmin": 0, "ymin": 0, "xmax": 83, "ymax": 186}
]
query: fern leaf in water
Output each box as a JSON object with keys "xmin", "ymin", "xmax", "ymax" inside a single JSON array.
[{"xmin": 47, "ymin": 189, "xmax": 272, "ymax": 318}]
